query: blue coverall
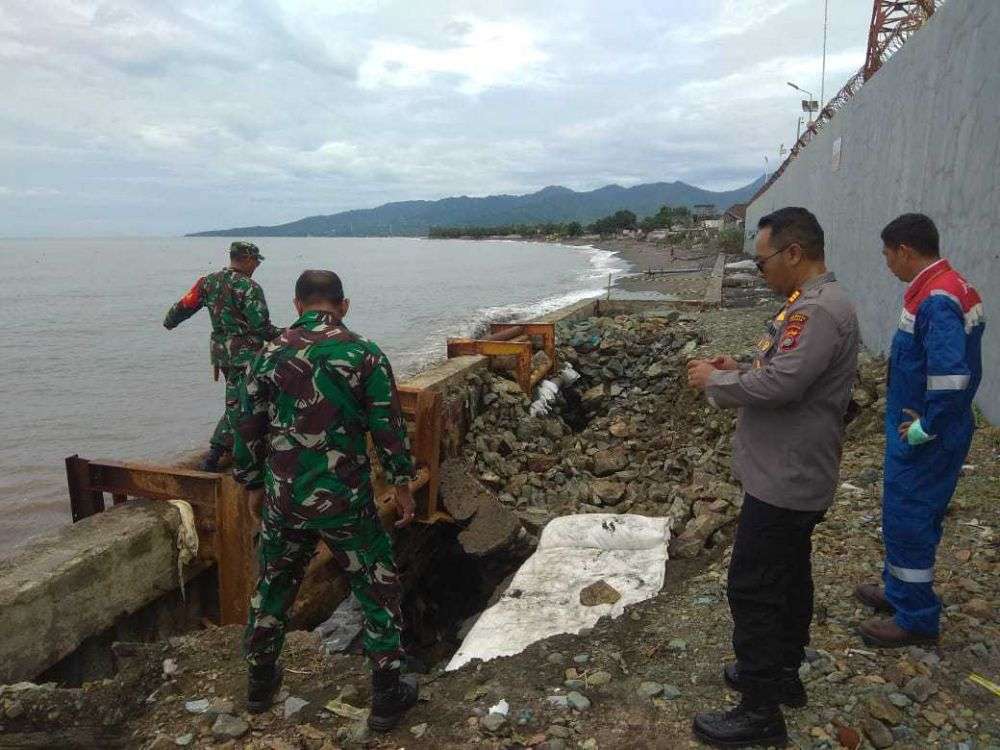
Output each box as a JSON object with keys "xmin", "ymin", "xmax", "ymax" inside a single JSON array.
[{"xmin": 883, "ymin": 260, "xmax": 984, "ymax": 635}]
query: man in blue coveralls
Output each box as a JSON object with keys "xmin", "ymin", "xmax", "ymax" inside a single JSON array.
[{"xmin": 855, "ymin": 213, "xmax": 985, "ymax": 647}]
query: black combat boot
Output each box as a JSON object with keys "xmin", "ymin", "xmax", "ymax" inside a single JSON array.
[
  {"xmin": 247, "ymin": 663, "xmax": 283, "ymax": 714},
  {"xmin": 368, "ymin": 669, "xmax": 418, "ymax": 732},
  {"xmin": 199, "ymin": 445, "xmax": 227, "ymax": 472},
  {"xmin": 693, "ymin": 697, "xmax": 788, "ymax": 748},
  {"xmin": 723, "ymin": 663, "xmax": 807, "ymax": 708}
]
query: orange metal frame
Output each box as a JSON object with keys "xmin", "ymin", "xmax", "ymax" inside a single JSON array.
[
  {"xmin": 446, "ymin": 322, "xmax": 556, "ymax": 393},
  {"xmin": 64, "ymin": 384, "xmax": 446, "ymax": 626}
]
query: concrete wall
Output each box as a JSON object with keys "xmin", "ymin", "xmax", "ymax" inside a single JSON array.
[
  {"xmin": 0, "ymin": 501, "xmax": 206, "ymax": 685},
  {"xmin": 746, "ymin": 0, "xmax": 1000, "ymax": 423}
]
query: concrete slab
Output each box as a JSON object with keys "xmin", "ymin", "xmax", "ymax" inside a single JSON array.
[{"xmin": 0, "ymin": 500, "xmax": 191, "ymax": 684}]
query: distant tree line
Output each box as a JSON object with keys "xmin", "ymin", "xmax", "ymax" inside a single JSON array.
[
  {"xmin": 428, "ymin": 222, "xmax": 585, "ymax": 239},
  {"xmin": 428, "ymin": 204, "xmax": 698, "ymax": 240}
]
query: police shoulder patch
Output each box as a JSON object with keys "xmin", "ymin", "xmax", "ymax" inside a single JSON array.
[
  {"xmin": 779, "ymin": 319, "xmax": 807, "ymax": 352},
  {"xmin": 787, "ymin": 312, "xmax": 809, "ymax": 324}
]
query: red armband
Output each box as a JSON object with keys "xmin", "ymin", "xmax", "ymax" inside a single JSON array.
[{"xmin": 179, "ymin": 279, "xmax": 204, "ymax": 309}]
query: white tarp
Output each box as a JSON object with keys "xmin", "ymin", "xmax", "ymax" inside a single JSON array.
[{"xmin": 446, "ymin": 514, "xmax": 671, "ymax": 671}]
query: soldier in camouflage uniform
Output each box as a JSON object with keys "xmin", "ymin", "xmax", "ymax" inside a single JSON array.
[
  {"xmin": 232, "ymin": 269, "xmax": 419, "ymax": 732},
  {"xmin": 163, "ymin": 241, "xmax": 281, "ymax": 471}
]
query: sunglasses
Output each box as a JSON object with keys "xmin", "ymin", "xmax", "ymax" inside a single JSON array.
[{"xmin": 754, "ymin": 243, "xmax": 795, "ymax": 272}]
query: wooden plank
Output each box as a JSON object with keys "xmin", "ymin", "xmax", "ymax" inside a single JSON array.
[
  {"xmin": 87, "ymin": 461, "xmax": 219, "ymax": 505},
  {"xmin": 81, "ymin": 459, "xmax": 220, "ymax": 563},
  {"xmin": 485, "ymin": 324, "xmax": 525, "ymax": 341},
  {"xmin": 65, "ymin": 455, "xmax": 105, "ymax": 522},
  {"xmin": 516, "ymin": 344, "xmax": 532, "ymax": 394},
  {"xmin": 215, "ymin": 476, "xmax": 255, "ymax": 626},
  {"xmin": 412, "ymin": 389, "xmax": 442, "ymax": 522},
  {"xmin": 446, "ymin": 338, "xmax": 531, "ymax": 359}
]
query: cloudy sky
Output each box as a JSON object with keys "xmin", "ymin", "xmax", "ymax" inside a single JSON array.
[{"xmin": 1, "ymin": 0, "xmax": 875, "ymax": 236}]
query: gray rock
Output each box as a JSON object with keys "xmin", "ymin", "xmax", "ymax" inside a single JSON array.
[
  {"xmin": 888, "ymin": 692, "xmax": 912, "ymax": 708},
  {"xmin": 548, "ymin": 724, "xmax": 571, "ymax": 738},
  {"xmin": 174, "ymin": 734, "xmax": 194, "ymax": 747},
  {"xmin": 211, "ymin": 713, "xmax": 249, "ymax": 739},
  {"xmin": 573, "ymin": 653, "xmax": 591, "ymax": 664},
  {"xmin": 667, "ymin": 638, "xmax": 688, "ymax": 652},
  {"xmin": 564, "ymin": 679, "xmax": 586, "ymax": 690},
  {"xmin": 410, "ymin": 722, "xmax": 428, "ymax": 738},
  {"xmin": 661, "ymin": 685, "xmax": 682, "ymax": 699},
  {"xmin": 481, "ymin": 713, "xmax": 506, "ymax": 733},
  {"xmin": 637, "ymin": 681, "xmax": 663, "ymax": 698},
  {"xmin": 183, "ymin": 698, "xmax": 209, "ymax": 714},
  {"xmin": 546, "ymin": 652, "xmax": 565, "ymax": 664},
  {"xmin": 592, "ymin": 448, "xmax": 628, "ymax": 476},
  {"xmin": 547, "ymin": 695, "xmax": 570, "ymax": 709},
  {"xmin": 566, "ymin": 691, "xmax": 591, "ymax": 711},
  {"xmin": 145, "ymin": 737, "xmax": 176, "ymax": 750},
  {"xmin": 284, "ymin": 695, "xmax": 309, "ymax": 719},
  {"xmin": 862, "ymin": 718, "xmax": 894, "ymax": 748},
  {"xmin": 903, "ymin": 675, "xmax": 935, "ymax": 703}
]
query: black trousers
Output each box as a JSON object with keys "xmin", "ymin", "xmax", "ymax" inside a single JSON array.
[{"xmin": 727, "ymin": 493, "xmax": 825, "ymax": 698}]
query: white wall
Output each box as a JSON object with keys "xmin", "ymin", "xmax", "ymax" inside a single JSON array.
[{"xmin": 746, "ymin": 0, "xmax": 1000, "ymax": 423}]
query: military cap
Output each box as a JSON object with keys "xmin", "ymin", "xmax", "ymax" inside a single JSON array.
[{"xmin": 230, "ymin": 241, "xmax": 265, "ymax": 261}]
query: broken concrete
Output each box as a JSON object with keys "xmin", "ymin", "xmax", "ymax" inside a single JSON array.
[{"xmin": 0, "ymin": 500, "xmax": 197, "ymax": 684}]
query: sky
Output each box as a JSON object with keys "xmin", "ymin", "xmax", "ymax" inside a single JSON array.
[{"xmin": 0, "ymin": 0, "xmax": 876, "ymax": 236}]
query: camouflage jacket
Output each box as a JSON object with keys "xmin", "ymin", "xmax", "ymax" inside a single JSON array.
[
  {"xmin": 232, "ymin": 311, "xmax": 415, "ymax": 527},
  {"xmin": 163, "ymin": 268, "xmax": 281, "ymax": 368}
]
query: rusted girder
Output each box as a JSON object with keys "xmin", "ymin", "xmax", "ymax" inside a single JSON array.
[
  {"xmin": 750, "ymin": 1, "xmax": 942, "ymax": 206},
  {"xmin": 864, "ymin": 0, "xmax": 939, "ymax": 81}
]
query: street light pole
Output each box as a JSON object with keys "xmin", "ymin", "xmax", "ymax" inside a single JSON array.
[
  {"xmin": 787, "ymin": 81, "xmax": 818, "ymax": 125},
  {"xmin": 821, "ymin": 0, "xmax": 829, "ymax": 106}
]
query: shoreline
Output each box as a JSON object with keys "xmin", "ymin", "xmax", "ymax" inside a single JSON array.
[{"xmin": 558, "ymin": 236, "xmax": 727, "ymax": 299}]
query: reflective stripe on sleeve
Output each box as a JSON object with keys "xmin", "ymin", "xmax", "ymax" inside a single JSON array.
[
  {"xmin": 887, "ymin": 563, "xmax": 934, "ymax": 583},
  {"xmin": 898, "ymin": 309, "xmax": 915, "ymax": 333},
  {"xmin": 927, "ymin": 374, "xmax": 970, "ymax": 391}
]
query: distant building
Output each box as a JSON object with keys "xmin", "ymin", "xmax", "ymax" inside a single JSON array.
[
  {"xmin": 702, "ymin": 218, "xmax": 724, "ymax": 230},
  {"xmin": 645, "ymin": 229, "xmax": 669, "ymax": 241},
  {"xmin": 723, "ymin": 203, "xmax": 747, "ymax": 228},
  {"xmin": 693, "ymin": 203, "xmax": 717, "ymax": 218}
]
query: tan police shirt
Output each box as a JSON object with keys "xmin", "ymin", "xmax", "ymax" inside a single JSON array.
[{"xmin": 706, "ymin": 272, "xmax": 860, "ymax": 512}]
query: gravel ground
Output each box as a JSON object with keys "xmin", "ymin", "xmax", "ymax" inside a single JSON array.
[{"xmin": 2, "ymin": 295, "xmax": 997, "ymax": 750}]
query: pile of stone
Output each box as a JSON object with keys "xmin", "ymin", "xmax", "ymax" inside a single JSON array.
[{"xmin": 461, "ymin": 311, "xmax": 743, "ymax": 558}]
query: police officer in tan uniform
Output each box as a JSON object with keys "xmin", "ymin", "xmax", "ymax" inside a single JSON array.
[{"xmin": 687, "ymin": 207, "xmax": 860, "ymax": 748}]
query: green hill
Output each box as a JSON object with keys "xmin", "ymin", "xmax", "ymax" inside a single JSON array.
[{"xmin": 187, "ymin": 178, "xmax": 762, "ymax": 237}]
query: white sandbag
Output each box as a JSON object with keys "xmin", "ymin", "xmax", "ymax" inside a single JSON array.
[{"xmin": 446, "ymin": 514, "xmax": 670, "ymax": 671}]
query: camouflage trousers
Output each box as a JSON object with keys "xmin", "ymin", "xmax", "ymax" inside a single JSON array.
[
  {"xmin": 209, "ymin": 366, "xmax": 244, "ymax": 450},
  {"xmin": 244, "ymin": 497, "xmax": 406, "ymax": 672}
]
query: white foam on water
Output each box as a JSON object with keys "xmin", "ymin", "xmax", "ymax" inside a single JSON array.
[{"xmin": 395, "ymin": 243, "xmax": 630, "ymax": 377}]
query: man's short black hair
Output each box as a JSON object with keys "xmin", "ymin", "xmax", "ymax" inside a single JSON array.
[
  {"xmin": 757, "ymin": 207, "xmax": 825, "ymax": 260},
  {"xmin": 295, "ymin": 270, "xmax": 344, "ymax": 304},
  {"xmin": 881, "ymin": 213, "xmax": 939, "ymax": 257}
]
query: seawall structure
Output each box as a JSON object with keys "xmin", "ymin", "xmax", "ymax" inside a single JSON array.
[{"xmin": 745, "ymin": 0, "xmax": 999, "ymax": 423}]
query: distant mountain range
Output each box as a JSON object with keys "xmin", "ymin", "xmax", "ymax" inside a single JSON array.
[{"xmin": 187, "ymin": 177, "xmax": 763, "ymax": 237}]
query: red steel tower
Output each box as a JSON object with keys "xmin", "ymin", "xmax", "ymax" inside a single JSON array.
[{"xmin": 863, "ymin": 1, "xmax": 940, "ymax": 81}]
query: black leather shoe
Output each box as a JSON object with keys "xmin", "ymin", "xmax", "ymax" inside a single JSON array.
[
  {"xmin": 247, "ymin": 663, "xmax": 283, "ymax": 714},
  {"xmin": 693, "ymin": 700, "xmax": 788, "ymax": 748},
  {"xmin": 723, "ymin": 663, "xmax": 807, "ymax": 708},
  {"xmin": 199, "ymin": 445, "xmax": 227, "ymax": 472},
  {"xmin": 368, "ymin": 670, "xmax": 418, "ymax": 732}
]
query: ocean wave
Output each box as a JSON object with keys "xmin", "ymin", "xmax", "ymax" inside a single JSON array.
[{"xmin": 395, "ymin": 243, "xmax": 629, "ymax": 378}]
